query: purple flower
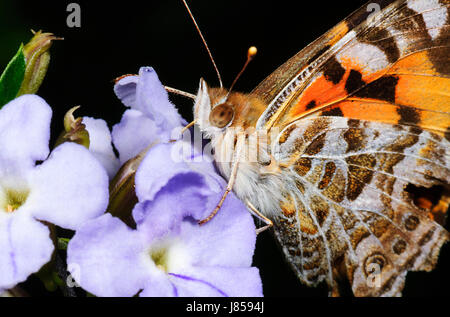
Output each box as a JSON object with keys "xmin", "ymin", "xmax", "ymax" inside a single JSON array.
[
  {"xmin": 67, "ymin": 141, "xmax": 262, "ymax": 297},
  {"xmin": 0, "ymin": 95, "xmax": 109, "ymax": 291},
  {"xmin": 112, "ymin": 67, "xmax": 186, "ymax": 164}
]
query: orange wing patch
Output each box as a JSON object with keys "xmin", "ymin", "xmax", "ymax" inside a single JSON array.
[
  {"xmin": 289, "ymin": 55, "xmax": 389, "ymax": 118},
  {"xmin": 391, "ymin": 51, "xmax": 450, "ymax": 113},
  {"xmin": 278, "ymin": 49, "xmax": 450, "ymax": 137}
]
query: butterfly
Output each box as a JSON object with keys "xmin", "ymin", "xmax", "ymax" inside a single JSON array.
[{"xmin": 185, "ymin": 0, "xmax": 450, "ymax": 296}]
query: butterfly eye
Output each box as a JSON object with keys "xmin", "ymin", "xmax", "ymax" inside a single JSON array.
[{"xmin": 209, "ymin": 103, "xmax": 234, "ymax": 128}]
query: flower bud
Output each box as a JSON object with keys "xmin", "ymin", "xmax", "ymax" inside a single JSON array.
[
  {"xmin": 17, "ymin": 30, "xmax": 61, "ymax": 95},
  {"xmin": 108, "ymin": 145, "xmax": 156, "ymax": 228},
  {"xmin": 55, "ymin": 106, "xmax": 90, "ymax": 149}
]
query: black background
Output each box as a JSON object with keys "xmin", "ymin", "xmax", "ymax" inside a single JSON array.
[{"xmin": 0, "ymin": 0, "xmax": 448, "ymax": 297}]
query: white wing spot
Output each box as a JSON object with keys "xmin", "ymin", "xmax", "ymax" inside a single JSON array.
[{"xmin": 407, "ymin": 0, "xmax": 448, "ymax": 40}]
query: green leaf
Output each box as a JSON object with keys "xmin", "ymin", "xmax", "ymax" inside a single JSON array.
[{"xmin": 0, "ymin": 44, "xmax": 26, "ymax": 108}]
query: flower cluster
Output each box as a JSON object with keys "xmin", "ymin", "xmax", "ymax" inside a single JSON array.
[
  {"xmin": 0, "ymin": 42, "xmax": 262, "ymax": 297},
  {"xmin": 67, "ymin": 142, "xmax": 261, "ymax": 296},
  {"xmin": 0, "ymin": 95, "xmax": 109, "ymax": 291}
]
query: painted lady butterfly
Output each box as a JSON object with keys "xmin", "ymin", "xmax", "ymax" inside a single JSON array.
[{"xmin": 190, "ymin": 0, "xmax": 449, "ymax": 296}]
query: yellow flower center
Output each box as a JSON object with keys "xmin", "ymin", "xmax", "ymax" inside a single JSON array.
[
  {"xmin": 2, "ymin": 188, "xmax": 30, "ymax": 213},
  {"xmin": 149, "ymin": 246, "xmax": 170, "ymax": 272}
]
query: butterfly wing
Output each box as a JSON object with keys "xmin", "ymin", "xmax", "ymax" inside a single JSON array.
[
  {"xmin": 255, "ymin": 0, "xmax": 450, "ymax": 296},
  {"xmin": 255, "ymin": 0, "xmax": 449, "ymax": 135},
  {"xmin": 272, "ymin": 116, "xmax": 449, "ymax": 296}
]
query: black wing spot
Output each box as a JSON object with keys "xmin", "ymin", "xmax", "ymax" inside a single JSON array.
[
  {"xmin": 354, "ymin": 75, "xmax": 399, "ymax": 103},
  {"xmin": 323, "ymin": 57, "xmax": 346, "ymax": 84},
  {"xmin": 445, "ymin": 127, "xmax": 450, "ymax": 141},
  {"xmin": 305, "ymin": 100, "xmax": 317, "ymax": 110},
  {"xmin": 321, "ymin": 107, "xmax": 343, "ymax": 117},
  {"xmin": 396, "ymin": 105, "xmax": 420, "ymax": 125},
  {"xmin": 345, "ymin": 69, "xmax": 366, "ymax": 94}
]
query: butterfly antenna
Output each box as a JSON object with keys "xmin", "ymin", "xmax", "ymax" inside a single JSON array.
[
  {"xmin": 182, "ymin": 0, "xmax": 223, "ymax": 88},
  {"xmin": 164, "ymin": 86, "xmax": 196, "ymax": 100},
  {"xmin": 226, "ymin": 46, "xmax": 257, "ymax": 99}
]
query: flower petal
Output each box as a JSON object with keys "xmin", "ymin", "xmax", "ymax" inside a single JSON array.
[
  {"xmin": 135, "ymin": 142, "xmax": 222, "ymax": 202},
  {"xmin": 114, "ymin": 67, "xmax": 184, "ymax": 134},
  {"xmin": 113, "ymin": 75, "xmax": 139, "ymax": 108},
  {"xmin": 82, "ymin": 117, "xmax": 120, "ymax": 179},
  {"xmin": 135, "ymin": 143, "xmax": 194, "ymax": 201},
  {"xmin": 170, "ymin": 266, "xmax": 263, "ymax": 297},
  {"xmin": 167, "ymin": 272, "xmax": 228, "ymax": 297},
  {"xmin": 0, "ymin": 95, "xmax": 51, "ymax": 168},
  {"xmin": 27, "ymin": 142, "xmax": 109, "ymax": 230},
  {"xmin": 178, "ymin": 192, "xmax": 257, "ymax": 267},
  {"xmin": 133, "ymin": 67, "xmax": 184, "ymax": 132},
  {"xmin": 0, "ymin": 212, "xmax": 53, "ymax": 290},
  {"xmin": 111, "ymin": 109, "xmax": 159, "ymax": 165},
  {"xmin": 67, "ymin": 214, "xmax": 149, "ymax": 297},
  {"xmin": 139, "ymin": 273, "xmax": 177, "ymax": 297},
  {"xmin": 134, "ymin": 172, "xmax": 211, "ymax": 230}
]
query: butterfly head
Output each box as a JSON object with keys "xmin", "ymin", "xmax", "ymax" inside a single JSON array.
[
  {"xmin": 193, "ymin": 78, "xmax": 234, "ymax": 135},
  {"xmin": 193, "ymin": 78, "xmax": 267, "ymax": 138}
]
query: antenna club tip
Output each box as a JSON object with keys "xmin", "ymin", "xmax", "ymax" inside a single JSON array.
[{"xmin": 248, "ymin": 46, "xmax": 257, "ymax": 58}]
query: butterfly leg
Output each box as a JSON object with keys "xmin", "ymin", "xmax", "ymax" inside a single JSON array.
[
  {"xmin": 246, "ymin": 200, "xmax": 273, "ymax": 235},
  {"xmin": 198, "ymin": 166, "xmax": 238, "ymax": 225},
  {"xmin": 198, "ymin": 134, "xmax": 245, "ymax": 225}
]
